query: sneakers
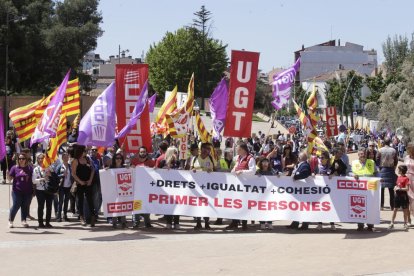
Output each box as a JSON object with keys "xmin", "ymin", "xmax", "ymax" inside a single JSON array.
[
  {"xmin": 388, "ymin": 223, "xmax": 394, "ymax": 229},
  {"xmin": 21, "ymin": 221, "xmax": 29, "ymax": 228},
  {"xmin": 45, "ymin": 223, "xmax": 53, "ymax": 228},
  {"xmin": 8, "ymin": 221, "xmax": 13, "ymax": 229},
  {"xmin": 260, "ymin": 224, "xmax": 266, "ymax": 230},
  {"xmin": 165, "ymin": 223, "xmax": 173, "ymax": 229},
  {"xmin": 27, "ymin": 215, "xmax": 35, "ymax": 221},
  {"xmin": 330, "ymin": 224, "xmax": 336, "ymax": 231},
  {"xmin": 266, "ymin": 223, "xmax": 273, "ymax": 230},
  {"xmin": 316, "ymin": 223, "xmax": 323, "ymax": 230},
  {"xmin": 174, "ymin": 224, "xmax": 180, "ymax": 230},
  {"xmin": 404, "ymin": 224, "xmax": 409, "ymax": 230}
]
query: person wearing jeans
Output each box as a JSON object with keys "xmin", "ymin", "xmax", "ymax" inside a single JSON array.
[
  {"xmin": 32, "ymin": 154, "xmax": 54, "ymax": 228},
  {"xmin": 7, "ymin": 153, "xmax": 34, "ymax": 228},
  {"xmin": 56, "ymin": 152, "xmax": 72, "ymax": 222}
]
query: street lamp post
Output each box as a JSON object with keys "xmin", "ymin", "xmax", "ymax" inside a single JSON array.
[{"xmin": 340, "ymin": 63, "xmax": 372, "ymax": 125}]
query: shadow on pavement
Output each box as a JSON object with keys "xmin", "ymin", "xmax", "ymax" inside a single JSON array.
[{"xmin": 80, "ymin": 232, "xmax": 154, "ymax": 242}]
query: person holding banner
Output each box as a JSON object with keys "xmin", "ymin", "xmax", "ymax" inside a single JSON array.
[
  {"xmin": 351, "ymin": 148, "xmax": 376, "ymax": 231},
  {"xmin": 71, "ymin": 145, "xmax": 96, "ymax": 227},
  {"xmin": 158, "ymin": 146, "xmax": 181, "ymax": 229},
  {"xmin": 131, "ymin": 146, "xmax": 154, "ymax": 229},
  {"xmin": 226, "ymin": 142, "xmax": 256, "ymax": 231},
  {"xmin": 287, "ymin": 151, "xmax": 312, "ymax": 230},
  {"xmin": 109, "ymin": 153, "xmax": 127, "ymax": 229},
  {"xmin": 256, "ymin": 157, "xmax": 278, "ymax": 230},
  {"xmin": 191, "ymin": 142, "xmax": 216, "ymax": 230}
]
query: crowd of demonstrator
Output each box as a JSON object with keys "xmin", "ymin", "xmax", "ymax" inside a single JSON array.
[{"xmin": 3, "ymin": 127, "xmax": 413, "ymax": 232}]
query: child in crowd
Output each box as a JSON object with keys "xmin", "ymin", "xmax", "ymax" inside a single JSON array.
[{"xmin": 389, "ymin": 165, "xmax": 410, "ymax": 230}]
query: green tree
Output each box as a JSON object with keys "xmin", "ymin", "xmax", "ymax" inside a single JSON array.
[
  {"xmin": 325, "ymin": 70, "xmax": 363, "ymax": 128},
  {"xmin": 0, "ymin": 0, "xmax": 102, "ymax": 95},
  {"xmin": 192, "ymin": 5, "xmax": 211, "ymax": 99},
  {"xmin": 378, "ymin": 60, "xmax": 414, "ymax": 140},
  {"xmin": 364, "ymin": 71, "xmax": 387, "ymax": 103},
  {"xmin": 146, "ymin": 26, "xmax": 228, "ymax": 101},
  {"xmin": 382, "ymin": 35, "xmax": 411, "ymax": 75}
]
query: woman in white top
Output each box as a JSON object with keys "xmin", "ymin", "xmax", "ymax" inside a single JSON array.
[{"xmin": 32, "ymin": 153, "xmax": 54, "ymax": 228}]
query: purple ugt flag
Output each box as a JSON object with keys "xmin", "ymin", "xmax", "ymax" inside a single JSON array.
[
  {"xmin": 116, "ymin": 80, "xmax": 149, "ymax": 139},
  {"xmin": 271, "ymin": 58, "xmax": 301, "ymax": 110},
  {"xmin": 148, "ymin": 94, "xmax": 156, "ymax": 113},
  {"xmin": 0, "ymin": 110, "xmax": 5, "ymax": 161},
  {"xmin": 209, "ymin": 78, "xmax": 228, "ymax": 139},
  {"xmin": 31, "ymin": 70, "xmax": 70, "ymax": 146},
  {"xmin": 77, "ymin": 82, "xmax": 117, "ymax": 147}
]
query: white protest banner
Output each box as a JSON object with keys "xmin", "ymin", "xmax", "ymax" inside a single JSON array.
[{"xmin": 100, "ymin": 167, "xmax": 381, "ymax": 224}]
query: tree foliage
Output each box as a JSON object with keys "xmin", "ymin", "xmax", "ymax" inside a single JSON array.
[
  {"xmin": 146, "ymin": 26, "xmax": 228, "ymax": 100},
  {"xmin": 0, "ymin": 0, "xmax": 103, "ymax": 95},
  {"xmin": 382, "ymin": 34, "xmax": 412, "ymax": 75},
  {"xmin": 325, "ymin": 71, "xmax": 363, "ymax": 128},
  {"xmin": 378, "ymin": 60, "xmax": 414, "ymax": 140}
]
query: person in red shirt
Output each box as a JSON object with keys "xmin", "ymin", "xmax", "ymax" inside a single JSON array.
[
  {"xmin": 389, "ymin": 165, "xmax": 410, "ymax": 230},
  {"xmin": 131, "ymin": 146, "xmax": 155, "ymax": 228},
  {"xmin": 131, "ymin": 146, "xmax": 155, "ymax": 168},
  {"xmin": 155, "ymin": 141, "xmax": 169, "ymax": 168}
]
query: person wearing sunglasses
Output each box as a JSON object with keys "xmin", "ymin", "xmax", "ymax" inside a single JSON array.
[{"xmin": 7, "ymin": 154, "xmax": 33, "ymax": 228}]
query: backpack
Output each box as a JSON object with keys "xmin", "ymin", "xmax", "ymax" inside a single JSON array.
[{"xmin": 44, "ymin": 169, "xmax": 60, "ymax": 194}]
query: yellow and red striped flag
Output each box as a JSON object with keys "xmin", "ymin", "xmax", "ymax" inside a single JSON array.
[
  {"xmin": 9, "ymin": 78, "xmax": 80, "ymax": 142},
  {"xmin": 306, "ymin": 82, "xmax": 318, "ymax": 112},
  {"xmin": 355, "ymin": 120, "xmax": 360, "ymax": 130},
  {"xmin": 43, "ymin": 115, "xmax": 67, "ymax": 168},
  {"xmin": 166, "ymin": 74, "xmax": 195, "ymax": 138},
  {"xmin": 155, "ymin": 85, "xmax": 178, "ymax": 126},
  {"xmin": 195, "ymin": 112, "xmax": 212, "ymax": 143}
]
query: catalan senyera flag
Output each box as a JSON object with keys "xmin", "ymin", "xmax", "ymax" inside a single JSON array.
[
  {"xmin": 166, "ymin": 74, "xmax": 195, "ymax": 138},
  {"xmin": 155, "ymin": 85, "xmax": 178, "ymax": 125},
  {"xmin": 9, "ymin": 78, "xmax": 80, "ymax": 142},
  {"xmin": 43, "ymin": 115, "xmax": 67, "ymax": 168},
  {"xmin": 306, "ymin": 82, "xmax": 318, "ymax": 112},
  {"xmin": 195, "ymin": 112, "xmax": 212, "ymax": 143},
  {"xmin": 71, "ymin": 113, "xmax": 80, "ymax": 130}
]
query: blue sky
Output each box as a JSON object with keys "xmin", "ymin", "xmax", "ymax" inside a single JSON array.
[{"xmin": 95, "ymin": 0, "xmax": 414, "ymax": 72}]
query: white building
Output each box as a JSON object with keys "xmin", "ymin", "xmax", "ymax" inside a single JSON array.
[
  {"xmin": 296, "ymin": 40, "xmax": 377, "ymax": 82},
  {"xmin": 82, "ymin": 52, "xmax": 104, "ymax": 75}
]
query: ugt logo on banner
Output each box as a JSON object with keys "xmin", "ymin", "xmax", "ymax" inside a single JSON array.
[
  {"xmin": 116, "ymin": 172, "xmax": 133, "ymax": 196},
  {"xmin": 325, "ymin": 106, "xmax": 339, "ymax": 137},
  {"xmin": 224, "ymin": 50, "xmax": 260, "ymax": 138}
]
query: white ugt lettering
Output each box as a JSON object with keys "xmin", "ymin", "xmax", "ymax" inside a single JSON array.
[
  {"xmin": 237, "ymin": 61, "xmax": 252, "ymax": 83},
  {"xmin": 232, "ymin": 111, "xmax": 246, "ymax": 131}
]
